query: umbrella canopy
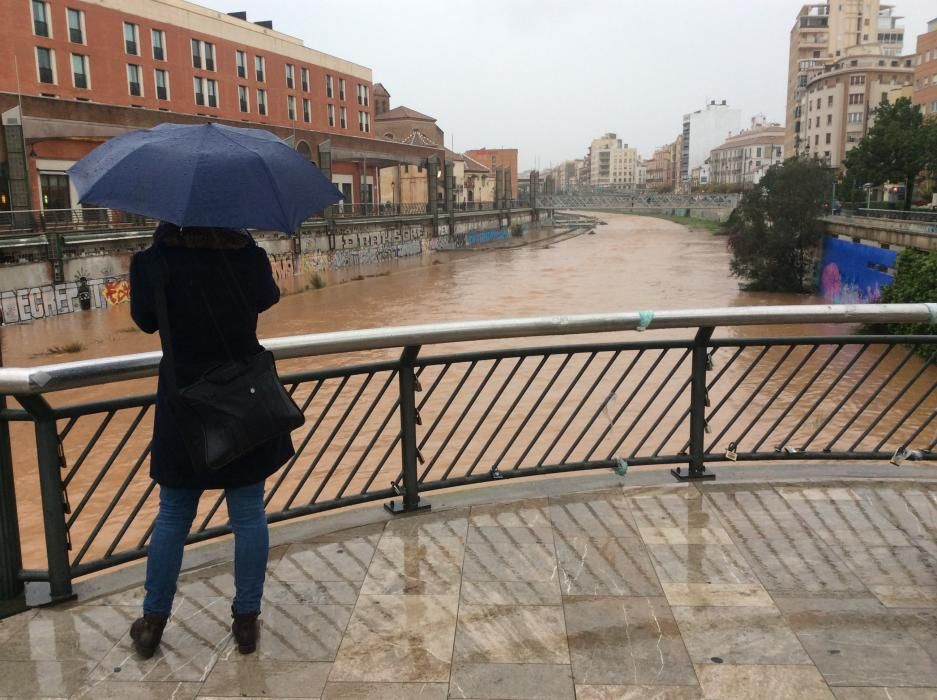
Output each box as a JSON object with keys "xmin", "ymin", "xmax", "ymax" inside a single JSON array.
[{"xmin": 68, "ymin": 122, "xmax": 343, "ymax": 232}]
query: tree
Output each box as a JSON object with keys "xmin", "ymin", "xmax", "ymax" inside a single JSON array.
[
  {"xmin": 876, "ymin": 248, "xmax": 937, "ymax": 356},
  {"xmin": 843, "ymin": 97, "xmax": 937, "ymax": 210},
  {"xmin": 727, "ymin": 157, "xmax": 830, "ymax": 293}
]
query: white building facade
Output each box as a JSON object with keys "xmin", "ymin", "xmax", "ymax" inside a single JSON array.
[
  {"xmin": 589, "ymin": 133, "xmax": 640, "ymax": 190},
  {"xmin": 680, "ymin": 101, "xmax": 742, "ymax": 185}
]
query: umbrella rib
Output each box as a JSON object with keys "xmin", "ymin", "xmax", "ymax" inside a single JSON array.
[{"xmin": 212, "ymin": 126, "xmax": 291, "ymax": 230}]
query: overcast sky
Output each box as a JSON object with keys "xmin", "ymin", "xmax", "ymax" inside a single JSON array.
[{"xmin": 201, "ymin": 0, "xmax": 934, "ymax": 170}]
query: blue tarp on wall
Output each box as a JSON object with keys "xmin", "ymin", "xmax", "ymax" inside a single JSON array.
[{"xmin": 819, "ymin": 235, "xmax": 896, "ymax": 304}]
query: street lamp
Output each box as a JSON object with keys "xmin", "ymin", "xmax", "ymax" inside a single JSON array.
[{"xmin": 863, "ymin": 182, "xmax": 873, "ymax": 210}]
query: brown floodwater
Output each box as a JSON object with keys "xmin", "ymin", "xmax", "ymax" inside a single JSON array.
[{"xmin": 2, "ymin": 213, "xmax": 934, "ymax": 571}]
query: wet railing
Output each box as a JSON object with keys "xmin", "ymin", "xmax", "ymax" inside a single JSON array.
[{"xmin": 0, "ymin": 304, "xmax": 935, "ymax": 606}]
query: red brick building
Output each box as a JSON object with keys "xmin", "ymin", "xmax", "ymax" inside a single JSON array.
[
  {"xmin": 464, "ymin": 148, "xmax": 518, "ymax": 199},
  {"xmin": 0, "ymin": 0, "xmax": 442, "ymax": 213},
  {"xmin": 914, "ymin": 18, "xmax": 937, "ymax": 117}
]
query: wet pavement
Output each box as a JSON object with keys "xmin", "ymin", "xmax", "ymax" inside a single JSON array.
[{"xmin": 1, "ymin": 470, "xmax": 936, "ymax": 699}]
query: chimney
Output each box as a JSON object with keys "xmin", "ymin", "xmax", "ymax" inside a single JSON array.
[
  {"xmin": 254, "ymin": 20, "xmax": 273, "ymax": 29},
  {"xmin": 227, "ymin": 11, "xmax": 247, "ymax": 20}
]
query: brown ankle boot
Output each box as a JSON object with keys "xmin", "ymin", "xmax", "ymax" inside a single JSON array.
[
  {"xmin": 231, "ymin": 608, "xmax": 260, "ymax": 654},
  {"xmin": 130, "ymin": 613, "xmax": 168, "ymax": 659}
]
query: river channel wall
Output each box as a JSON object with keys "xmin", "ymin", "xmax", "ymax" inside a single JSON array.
[{"xmin": 0, "ymin": 210, "xmax": 539, "ymax": 325}]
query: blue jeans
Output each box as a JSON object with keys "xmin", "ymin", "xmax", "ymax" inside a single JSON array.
[{"xmin": 143, "ymin": 481, "xmax": 269, "ymax": 616}]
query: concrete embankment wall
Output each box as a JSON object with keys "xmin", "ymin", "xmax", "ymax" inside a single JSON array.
[{"xmin": 0, "ymin": 210, "xmax": 540, "ymax": 324}]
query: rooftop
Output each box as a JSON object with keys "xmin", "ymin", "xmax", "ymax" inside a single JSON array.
[
  {"xmin": 374, "ymin": 106, "xmax": 438, "ymax": 123},
  {"xmin": 1, "ymin": 465, "xmax": 935, "ymax": 698}
]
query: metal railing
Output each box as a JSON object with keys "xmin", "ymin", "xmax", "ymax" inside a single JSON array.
[
  {"xmin": 0, "ymin": 304, "xmax": 935, "ymax": 606},
  {"xmin": 854, "ymin": 208, "xmax": 937, "ymax": 223}
]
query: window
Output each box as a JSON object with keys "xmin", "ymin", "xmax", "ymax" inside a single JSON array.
[
  {"xmin": 124, "ymin": 22, "xmax": 139, "ymax": 55},
  {"xmin": 756, "ymin": 147, "xmax": 762, "ymax": 158},
  {"xmin": 32, "ymin": 1, "xmax": 50, "ymax": 37},
  {"xmin": 236, "ymin": 50, "xmax": 246, "ymax": 79},
  {"xmin": 255, "ymin": 55, "xmax": 265, "ymax": 82},
  {"xmin": 257, "ymin": 88, "xmax": 267, "ymax": 115},
  {"xmin": 301, "ymin": 67, "xmax": 309, "ymax": 92},
  {"xmin": 206, "ymin": 79, "xmax": 217, "ymax": 107},
  {"xmin": 36, "ymin": 46, "xmax": 55, "ymax": 84},
  {"xmin": 71, "ymin": 53, "xmax": 88, "ymax": 88},
  {"xmin": 848, "ymin": 93, "xmax": 864, "ymax": 105},
  {"xmin": 302, "ymin": 98, "xmax": 310, "ymax": 123},
  {"xmin": 326, "ymin": 74, "xmax": 333, "ymax": 98},
  {"xmin": 847, "ymin": 111, "xmax": 863, "ymax": 123},
  {"xmin": 339, "ymin": 78, "xmax": 345, "ymax": 100},
  {"xmin": 828, "ymin": 95, "xmax": 834, "ymax": 106},
  {"xmin": 814, "ymin": 134, "xmax": 819, "ymax": 146},
  {"xmin": 816, "ymin": 97, "xmax": 822, "ymax": 109},
  {"xmin": 287, "ymin": 95, "xmax": 296, "ymax": 120},
  {"xmin": 127, "ymin": 64, "xmax": 142, "ymax": 97},
  {"xmin": 849, "ymin": 75, "xmax": 866, "ymax": 85},
  {"xmin": 155, "ymin": 68, "xmax": 169, "ymax": 100},
  {"xmin": 238, "ymin": 85, "xmax": 249, "ymax": 113},
  {"xmin": 191, "ymin": 41, "xmax": 213, "ymax": 70},
  {"xmin": 193, "ymin": 76, "xmax": 204, "ymax": 105},
  {"xmin": 339, "ymin": 106, "xmax": 346, "ymax": 128},
  {"xmin": 931, "ymin": 100, "xmax": 937, "ymax": 114},
  {"xmin": 285, "ymin": 64, "xmax": 294, "ymax": 89},
  {"xmin": 67, "ymin": 8, "xmax": 84, "ymax": 43},
  {"xmin": 358, "ymin": 111, "xmax": 370, "ymax": 133},
  {"xmin": 357, "ymin": 84, "xmax": 368, "ymax": 106},
  {"xmin": 191, "ymin": 39, "xmax": 201, "ymax": 68},
  {"xmin": 827, "ymin": 114, "xmax": 833, "ymax": 125},
  {"xmin": 816, "ymin": 116, "xmax": 820, "ymax": 127},
  {"xmin": 825, "ymin": 133, "xmax": 831, "ymax": 144},
  {"xmin": 151, "ymin": 29, "xmax": 165, "ymax": 60},
  {"xmin": 881, "ymin": 92, "xmax": 888, "ymax": 104},
  {"xmin": 204, "ymin": 43, "xmax": 215, "ymax": 71},
  {"xmin": 327, "ymin": 103, "xmax": 335, "ymax": 127}
]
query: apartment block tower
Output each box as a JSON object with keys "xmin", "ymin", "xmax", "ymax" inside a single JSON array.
[{"xmin": 785, "ymin": 2, "xmax": 905, "ymax": 155}]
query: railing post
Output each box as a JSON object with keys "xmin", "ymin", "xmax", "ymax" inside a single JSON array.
[
  {"xmin": 16, "ymin": 395, "xmax": 74, "ymax": 602},
  {"xmin": 0, "ymin": 346, "xmax": 25, "ymax": 613},
  {"xmin": 673, "ymin": 326, "xmax": 716, "ymax": 482},
  {"xmin": 386, "ymin": 345, "xmax": 431, "ymax": 514}
]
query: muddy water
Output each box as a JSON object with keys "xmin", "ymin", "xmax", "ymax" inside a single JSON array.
[{"xmin": 2, "ymin": 214, "xmax": 934, "ymax": 570}]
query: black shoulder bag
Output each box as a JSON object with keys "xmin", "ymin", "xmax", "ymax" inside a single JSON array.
[{"xmin": 151, "ymin": 247, "xmax": 305, "ymax": 472}]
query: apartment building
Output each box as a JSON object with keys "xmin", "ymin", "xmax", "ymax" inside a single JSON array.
[
  {"xmin": 588, "ymin": 133, "xmax": 640, "ymax": 190},
  {"xmin": 680, "ymin": 101, "xmax": 741, "ymax": 185},
  {"xmin": 709, "ymin": 116, "xmax": 785, "ymax": 188},
  {"xmin": 913, "ymin": 18, "xmax": 937, "ymax": 115}
]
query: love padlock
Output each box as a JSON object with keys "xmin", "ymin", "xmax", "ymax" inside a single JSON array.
[{"xmin": 725, "ymin": 441, "xmax": 738, "ymax": 462}]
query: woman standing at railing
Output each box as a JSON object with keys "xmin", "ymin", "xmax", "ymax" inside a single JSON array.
[{"xmin": 126, "ymin": 222, "xmax": 295, "ymax": 658}]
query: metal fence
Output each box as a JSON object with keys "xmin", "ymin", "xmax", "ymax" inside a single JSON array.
[
  {"xmin": 853, "ymin": 208, "xmax": 937, "ymax": 223},
  {"xmin": 0, "ymin": 304, "xmax": 935, "ymax": 606}
]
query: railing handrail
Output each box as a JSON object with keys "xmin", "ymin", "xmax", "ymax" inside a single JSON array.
[{"xmin": 1, "ymin": 303, "xmax": 935, "ymax": 396}]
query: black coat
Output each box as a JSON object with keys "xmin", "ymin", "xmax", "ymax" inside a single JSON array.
[{"xmin": 130, "ymin": 227, "xmax": 294, "ymax": 490}]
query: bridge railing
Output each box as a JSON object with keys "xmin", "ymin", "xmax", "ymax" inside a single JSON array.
[
  {"xmin": 853, "ymin": 208, "xmax": 937, "ymax": 223},
  {"xmin": 0, "ymin": 304, "xmax": 935, "ymax": 606}
]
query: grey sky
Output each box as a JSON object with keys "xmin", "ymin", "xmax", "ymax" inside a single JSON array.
[{"xmin": 200, "ymin": 0, "xmax": 935, "ymax": 170}]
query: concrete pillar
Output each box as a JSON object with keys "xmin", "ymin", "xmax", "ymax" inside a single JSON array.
[
  {"xmin": 444, "ymin": 160, "xmax": 455, "ymax": 233},
  {"xmin": 426, "ymin": 156, "xmax": 439, "ymax": 235},
  {"xmin": 317, "ymin": 141, "xmax": 336, "ymax": 243}
]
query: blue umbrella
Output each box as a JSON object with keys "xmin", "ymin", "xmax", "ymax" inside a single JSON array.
[{"xmin": 68, "ymin": 122, "xmax": 343, "ymax": 232}]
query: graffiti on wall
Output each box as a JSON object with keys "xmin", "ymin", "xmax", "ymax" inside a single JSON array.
[
  {"xmin": 430, "ymin": 228, "xmax": 510, "ymax": 251},
  {"xmin": 0, "ymin": 275, "xmax": 130, "ymax": 324},
  {"xmin": 819, "ymin": 236, "xmax": 896, "ymax": 304}
]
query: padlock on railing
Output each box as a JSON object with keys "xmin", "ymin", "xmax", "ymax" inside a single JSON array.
[{"xmin": 725, "ymin": 441, "xmax": 738, "ymax": 462}]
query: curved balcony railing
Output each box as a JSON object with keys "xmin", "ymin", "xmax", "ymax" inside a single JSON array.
[{"xmin": 0, "ymin": 303, "xmax": 935, "ymax": 607}]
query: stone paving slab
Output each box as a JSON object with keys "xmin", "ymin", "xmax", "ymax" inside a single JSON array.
[{"xmin": 1, "ymin": 475, "xmax": 936, "ymax": 699}]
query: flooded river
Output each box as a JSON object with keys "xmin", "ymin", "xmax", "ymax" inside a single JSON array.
[{"xmin": 2, "ymin": 213, "xmax": 933, "ymax": 571}]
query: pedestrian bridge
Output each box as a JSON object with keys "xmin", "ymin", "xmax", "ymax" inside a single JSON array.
[
  {"xmin": 539, "ymin": 192, "xmax": 740, "ymax": 217},
  {"xmin": 0, "ymin": 304, "xmax": 936, "ymax": 696}
]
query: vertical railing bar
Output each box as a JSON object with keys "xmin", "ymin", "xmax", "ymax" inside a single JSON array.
[
  {"xmin": 491, "ymin": 354, "xmax": 574, "ymax": 472},
  {"xmin": 561, "ymin": 350, "xmax": 647, "ymax": 464},
  {"xmin": 313, "ymin": 371, "xmax": 397, "ymax": 503},
  {"xmin": 72, "ymin": 442, "xmax": 152, "ymax": 566},
  {"xmin": 583, "ymin": 349, "xmax": 674, "ymax": 461},
  {"xmin": 648, "ymin": 377, "xmax": 694, "ymax": 457},
  {"xmin": 753, "ymin": 344, "xmax": 847, "ymax": 452},
  {"xmin": 285, "ymin": 374, "xmax": 374, "ymax": 510},
  {"xmin": 62, "ymin": 412, "xmax": 115, "ymax": 488},
  {"xmin": 514, "ymin": 352, "xmax": 600, "ymax": 470},
  {"xmin": 333, "ymin": 372, "xmax": 399, "ymax": 499},
  {"xmin": 537, "ymin": 350, "xmax": 622, "ymax": 467},
  {"xmin": 872, "ymin": 377, "xmax": 937, "ymax": 452},
  {"xmin": 422, "ymin": 359, "xmax": 502, "ymax": 482},
  {"xmin": 66, "ymin": 406, "xmax": 149, "ymax": 528},
  {"xmin": 107, "ymin": 480, "xmax": 157, "ymax": 558},
  {"xmin": 776, "ymin": 344, "xmax": 872, "ymax": 449},
  {"xmin": 801, "ymin": 344, "xmax": 896, "ymax": 450},
  {"xmin": 727, "ymin": 344, "xmax": 820, "ymax": 453},
  {"xmin": 449, "ymin": 357, "xmax": 526, "ymax": 479},
  {"xmin": 602, "ymin": 350, "xmax": 690, "ymax": 460},
  {"xmin": 264, "ymin": 377, "xmax": 347, "ymax": 508},
  {"xmin": 848, "ymin": 351, "xmax": 936, "ymax": 451},
  {"xmin": 417, "ymin": 362, "xmax": 479, "ymax": 452},
  {"xmin": 676, "ymin": 345, "xmax": 748, "ymax": 455},
  {"xmin": 704, "ymin": 345, "xmax": 797, "ymax": 453},
  {"xmin": 824, "ymin": 346, "xmax": 916, "ymax": 451},
  {"xmin": 465, "ymin": 355, "xmax": 550, "ymax": 477}
]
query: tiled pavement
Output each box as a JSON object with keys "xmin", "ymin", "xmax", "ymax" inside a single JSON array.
[{"xmin": 1, "ymin": 477, "xmax": 936, "ymax": 699}]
